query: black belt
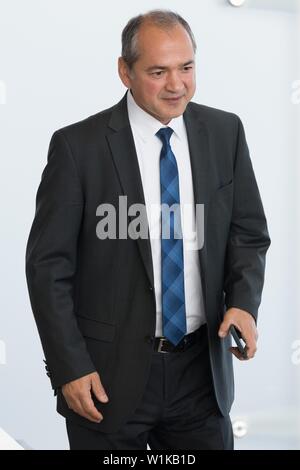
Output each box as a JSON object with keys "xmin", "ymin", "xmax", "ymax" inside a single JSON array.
[{"xmin": 152, "ymin": 324, "xmax": 207, "ymax": 353}]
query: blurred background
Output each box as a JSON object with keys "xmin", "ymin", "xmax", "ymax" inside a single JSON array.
[{"xmin": 0, "ymin": 0, "xmax": 299, "ymax": 449}]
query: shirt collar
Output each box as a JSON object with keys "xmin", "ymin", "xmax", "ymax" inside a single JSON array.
[{"xmin": 126, "ymin": 88, "xmax": 186, "ymax": 143}]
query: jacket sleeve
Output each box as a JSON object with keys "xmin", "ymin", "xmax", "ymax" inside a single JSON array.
[
  {"xmin": 25, "ymin": 130, "xmax": 96, "ymax": 390},
  {"xmin": 223, "ymin": 116, "xmax": 271, "ymax": 321}
]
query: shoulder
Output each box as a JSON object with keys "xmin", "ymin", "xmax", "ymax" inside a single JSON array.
[
  {"xmin": 51, "ymin": 101, "xmax": 118, "ymax": 144},
  {"xmin": 186, "ymin": 100, "xmax": 241, "ymax": 135}
]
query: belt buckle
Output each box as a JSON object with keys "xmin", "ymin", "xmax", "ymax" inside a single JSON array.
[{"xmin": 158, "ymin": 337, "xmax": 169, "ymax": 353}]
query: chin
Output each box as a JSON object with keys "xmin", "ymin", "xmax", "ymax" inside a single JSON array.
[{"xmin": 170, "ymin": 110, "xmax": 185, "ymax": 119}]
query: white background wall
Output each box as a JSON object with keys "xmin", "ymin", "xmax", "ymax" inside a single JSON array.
[{"xmin": 0, "ymin": 0, "xmax": 299, "ymax": 450}]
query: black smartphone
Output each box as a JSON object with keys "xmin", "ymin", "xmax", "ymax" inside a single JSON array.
[{"xmin": 229, "ymin": 325, "xmax": 248, "ymax": 359}]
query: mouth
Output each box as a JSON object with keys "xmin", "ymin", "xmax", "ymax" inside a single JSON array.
[{"xmin": 163, "ymin": 96, "xmax": 184, "ymax": 103}]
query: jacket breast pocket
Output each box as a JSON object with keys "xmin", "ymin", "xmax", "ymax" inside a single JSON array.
[
  {"xmin": 76, "ymin": 315, "xmax": 116, "ymax": 342},
  {"xmin": 209, "ymin": 180, "xmax": 233, "ymax": 225},
  {"xmin": 215, "ymin": 179, "xmax": 233, "ymax": 196}
]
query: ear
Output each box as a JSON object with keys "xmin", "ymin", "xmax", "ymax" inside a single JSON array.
[{"xmin": 118, "ymin": 57, "xmax": 132, "ymax": 88}]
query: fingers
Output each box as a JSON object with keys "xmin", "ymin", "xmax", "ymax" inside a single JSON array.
[
  {"xmin": 219, "ymin": 308, "xmax": 258, "ymax": 360},
  {"xmin": 91, "ymin": 373, "xmax": 109, "ymax": 403},
  {"xmin": 218, "ymin": 318, "xmax": 231, "ymax": 338},
  {"xmin": 239, "ymin": 321, "xmax": 258, "ymax": 359},
  {"xmin": 79, "ymin": 395, "xmax": 103, "ymax": 423},
  {"xmin": 241, "ymin": 332, "xmax": 257, "ymax": 359},
  {"xmin": 67, "ymin": 395, "xmax": 103, "ymax": 423},
  {"xmin": 62, "ymin": 372, "xmax": 108, "ymax": 423},
  {"xmin": 228, "ymin": 325, "xmax": 257, "ymax": 360}
]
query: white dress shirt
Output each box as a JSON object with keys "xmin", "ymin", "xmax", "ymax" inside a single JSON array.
[{"xmin": 126, "ymin": 89, "xmax": 206, "ymax": 336}]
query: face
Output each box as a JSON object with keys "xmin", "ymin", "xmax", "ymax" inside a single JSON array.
[{"xmin": 118, "ymin": 23, "xmax": 196, "ymax": 124}]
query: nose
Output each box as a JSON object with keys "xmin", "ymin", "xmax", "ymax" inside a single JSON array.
[{"xmin": 166, "ymin": 72, "xmax": 184, "ymax": 94}]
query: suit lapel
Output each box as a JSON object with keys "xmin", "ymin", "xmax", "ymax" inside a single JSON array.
[
  {"xmin": 183, "ymin": 105, "xmax": 212, "ymax": 206},
  {"xmin": 106, "ymin": 92, "xmax": 155, "ymax": 289}
]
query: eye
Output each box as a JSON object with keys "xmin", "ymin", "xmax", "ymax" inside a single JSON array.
[
  {"xmin": 183, "ymin": 66, "xmax": 193, "ymax": 72},
  {"xmin": 151, "ymin": 71, "xmax": 164, "ymax": 77}
]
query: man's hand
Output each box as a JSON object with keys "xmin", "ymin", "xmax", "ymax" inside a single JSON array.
[
  {"xmin": 62, "ymin": 371, "xmax": 109, "ymax": 423},
  {"xmin": 218, "ymin": 307, "xmax": 258, "ymax": 360}
]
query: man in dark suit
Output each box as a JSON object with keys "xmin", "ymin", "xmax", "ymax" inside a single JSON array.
[{"xmin": 25, "ymin": 9, "xmax": 270, "ymax": 450}]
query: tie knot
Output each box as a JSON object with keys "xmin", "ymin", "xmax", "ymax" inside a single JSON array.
[{"xmin": 156, "ymin": 127, "xmax": 174, "ymax": 147}]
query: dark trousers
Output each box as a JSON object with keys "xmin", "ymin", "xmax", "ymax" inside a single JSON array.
[{"xmin": 66, "ymin": 325, "xmax": 234, "ymax": 450}]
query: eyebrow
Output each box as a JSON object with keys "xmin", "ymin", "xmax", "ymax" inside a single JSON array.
[{"xmin": 145, "ymin": 60, "xmax": 195, "ymax": 72}]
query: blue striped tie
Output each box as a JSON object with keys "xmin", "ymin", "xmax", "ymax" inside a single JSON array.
[{"xmin": 156, "ymin": 127, "xmax": 187, "ymax": 346}]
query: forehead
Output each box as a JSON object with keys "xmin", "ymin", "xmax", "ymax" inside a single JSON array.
[{"xmin": 135, "ymin": 23, "xmax": 194, "ymax": 63}]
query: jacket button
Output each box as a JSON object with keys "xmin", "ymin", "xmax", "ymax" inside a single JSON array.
[{"xmin": 149, "ymin": 285, "xmax": 153, "ymax": 291}]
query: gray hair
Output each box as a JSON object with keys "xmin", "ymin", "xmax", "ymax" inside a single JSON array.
[{"xmin": 121, "ymin": 9, "xmax": 197, "ymax": 70}]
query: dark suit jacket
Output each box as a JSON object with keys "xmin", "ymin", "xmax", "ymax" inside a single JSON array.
[{"xmin": 25, "ymin": 90, "xmax": 270, "ymax": 433}]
